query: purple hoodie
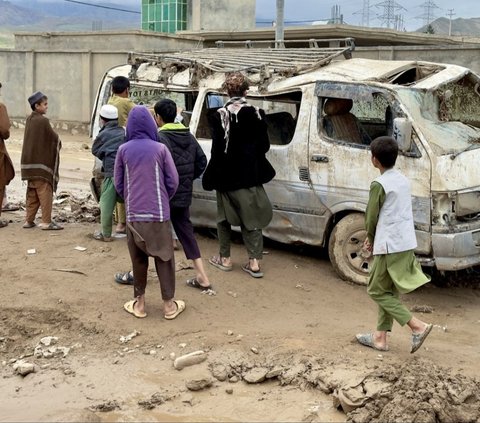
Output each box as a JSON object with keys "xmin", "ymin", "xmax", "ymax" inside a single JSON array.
[{"xmin": 114, "ymin": 106, "xmax": 178, "ymax": 222}]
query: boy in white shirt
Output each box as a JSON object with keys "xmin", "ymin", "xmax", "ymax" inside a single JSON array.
[{"xmin": 357, "ymin": 136, "xmax": 432, "ymax": 353}]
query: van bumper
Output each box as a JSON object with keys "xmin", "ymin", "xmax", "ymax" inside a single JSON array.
[{"xmin": 432, "ymin": 229, "xmax": 480, "ymax": 270}]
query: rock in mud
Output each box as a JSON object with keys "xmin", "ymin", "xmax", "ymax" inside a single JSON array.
[
  {"xmin": 211, "ymin": 364, "xmax": 228, "ymax": 381},
  {"xmin": 13, "ymin": 360, "xmax": 35, "ymax": 377},
  {"xmin": 174, "ymin": 350, "xmax": 207, "ymax": 370},
  {"xmin": 186, "ymin": 377, "xmax": 213, "ymax": 391},
  {"xmin": 243, "ymin": 367, "xmax": 269, "ymax": 384},
  {"xmin": 40, "ymin": 336, "xmax": 58, "ymax": 346}
]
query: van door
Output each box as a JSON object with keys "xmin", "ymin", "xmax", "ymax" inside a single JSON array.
[{"xmin": 308, "ymin": 82, "xmax": 431, "ymax": 284}]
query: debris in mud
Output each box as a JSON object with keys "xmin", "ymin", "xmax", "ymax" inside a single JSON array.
[
  {"xmin": 138, "ymin": 390, "xmax": 177, "ymax": 410},
  {"xmin": 343, "ymin": 359, "xmax": 480, "ymax": 423},
  {"xmin": 119, "ymin": 330, "xmax": 140, "ymax": 344},
  {"xmin": 138, "ymin": 392, "xmax": 167, "ymax": 410},
  {"xmin": 410, "ymin": 305, "xmax": 434, "ymax": 313},
  {"xmin": 243, "ymin": 367, "xmax": 269, "ymax": 384},
  {"xmin": 89, "ymin": 400, "xmax": 120, "ymax": 412},
  {"xmin": 52, "ymin": 191, "xmax": 100, "ymax": 224},
  {"xmin": 53, "ymin": 268, "xmax": 87, "ymax": 276},
  {"xmin": 34, "ymin": 336, "xmax": 71, "ymax": 359}
]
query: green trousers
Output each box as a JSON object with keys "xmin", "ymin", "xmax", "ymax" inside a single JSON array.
[
  {"xmin": 367, "ymin": 253, "xmax": 413, "ymax": 331},
  {"xmin": 217, "ymin": 219, "xmax": 264, "ymax": 260},
  {"xmin": 99, "ymin": 177, "xmax": 117, "ymax": 237}
]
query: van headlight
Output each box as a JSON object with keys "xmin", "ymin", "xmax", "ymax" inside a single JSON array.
[{"xmin": 455, "ymin": 191, "xmax": 480, "ymax": 219}]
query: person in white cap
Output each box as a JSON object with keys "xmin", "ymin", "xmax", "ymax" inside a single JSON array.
[{"xmin": 91, "ymin": 104, "xmax": 125, "ymax": 241}]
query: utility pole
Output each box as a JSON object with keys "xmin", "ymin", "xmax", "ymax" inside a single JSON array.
[
  {"xmin": 447, "ymin": 8, "xmax": 455, "ymax": 36},
  {"xmin": 275, "ymin": 0, "xmax": 285, "ymax": 48}
]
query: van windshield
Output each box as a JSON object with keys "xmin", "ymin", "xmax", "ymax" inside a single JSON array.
[{"xmin": 397, "ymin": 77, "xmax": 480, "ymax": 156}]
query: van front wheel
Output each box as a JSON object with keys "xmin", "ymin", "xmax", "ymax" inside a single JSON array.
[{"xmin": 328, "ymin": 213, "xmax": 371, "ymax": 286}]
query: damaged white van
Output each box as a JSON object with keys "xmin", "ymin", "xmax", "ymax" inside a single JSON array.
[{"xmin": 91, "ymin": 40, "xmax": 480, "ymax": 285}]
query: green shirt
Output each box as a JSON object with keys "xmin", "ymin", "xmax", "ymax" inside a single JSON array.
[{"xmin": 365, "ymin": 181, "xmax": 385, "ymax": 244}]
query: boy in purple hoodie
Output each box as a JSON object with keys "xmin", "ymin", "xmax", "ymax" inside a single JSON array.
[{"xmin": 114, "ymin": 105, "xmax": 185, "ymax": 320}]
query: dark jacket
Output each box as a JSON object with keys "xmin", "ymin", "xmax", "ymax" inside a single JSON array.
[
  {"xmin": 92, "ymin": 120, "xmax": 125, "ymax": 178},
  {"xmin": 157, "ymin": 126, "xmax": 207, "ymax": 208},
  {"xmin": 202, "ymin": 105, "xmax": 275, "ymax": 192}
]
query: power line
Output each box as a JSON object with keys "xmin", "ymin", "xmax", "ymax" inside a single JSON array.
[{"xmin": 63, "ymin": 0, "xmax": 140, "ymax": 14}]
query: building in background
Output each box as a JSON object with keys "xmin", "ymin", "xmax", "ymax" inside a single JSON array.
[
  {"xmin": 141, "ymin": 0, "xmax": 188, "ymax": 33},
  {"xmin": 141, "ymin": 0, "xmax": 255, "ymax": 33}
]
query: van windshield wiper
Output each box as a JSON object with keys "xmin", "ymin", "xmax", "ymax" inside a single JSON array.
[{"xmin": 450, "ymin": 142, "xmax": 480, "ymax": 160}]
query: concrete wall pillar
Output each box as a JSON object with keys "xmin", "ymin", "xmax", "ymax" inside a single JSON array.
[
  {"xmin": 25, "ymin": 51, "xmax": 36, "ymax": 114},
  {"xmin": 81, "ymin": 52, "xmax": 93, "ymax": 123}
]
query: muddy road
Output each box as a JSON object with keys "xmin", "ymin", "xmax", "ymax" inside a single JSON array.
[{"xmin": 1, "ymin": 129, "xmax": 479, "ymax": 422}]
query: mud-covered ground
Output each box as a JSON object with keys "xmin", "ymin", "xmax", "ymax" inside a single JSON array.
[{"xmin": 1, "ymin": 129, "xmax": 479, "ymax": 422}]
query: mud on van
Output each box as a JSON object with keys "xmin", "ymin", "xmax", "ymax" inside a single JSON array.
[{"xmin": 91, "ymin": 39, "xmax": 480, "ymax": 285}]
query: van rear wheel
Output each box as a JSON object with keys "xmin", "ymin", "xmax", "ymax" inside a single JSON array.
[{"xmin": 328, "ymin": 213, "xmax": 371, "ymax": 286}]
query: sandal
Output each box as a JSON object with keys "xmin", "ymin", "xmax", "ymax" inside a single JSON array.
[
  {"xmin": 242, "ymin": 263, "xmax": 264, "ymax": 278},
  {"xmin": 0, "ymin": 220, "xmax": 8, "ymax": 228},
  {"xmin": 124, "ymin": 299, "xmax": 147, "ymax": 318},
  {"xmin": 114, "ymin": 271, "xmax": 134, "ymax": 285},
  {"xmin": 40, "ymin": 222, "xmax": 64, "ymax": 231},
  {"xmin": 411, "ymin": 324, "xmax": 433, "ymax": 354},
  {"xmin": 93, "ymin": 231, "xmax": 113, "ymax": 242},
  {"xmin": 208, "ymin": 255, "xmax": 232, "ymax": 272},
  {"xmin": 164, "ymin": 300, "xmax": 186, "ymax": 320},
  {"xmin": 2, "ymin": 204, "xmax": 19, "ymax": 212},
  {"xmin": 23, "ymin": 222, "xmax": 36, "ymax": 229},
  {"xmin": 186, "ymin": 277, "xmax": 214, "ymax": 292},
  {"xmin": 355, "ymin": 333, "xmax": 389, "ymax": 351}
]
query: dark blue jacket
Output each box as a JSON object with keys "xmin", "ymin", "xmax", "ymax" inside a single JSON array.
[{"xmin": 92, "ymin": 120, "xmax": 125, "ymax": 177}]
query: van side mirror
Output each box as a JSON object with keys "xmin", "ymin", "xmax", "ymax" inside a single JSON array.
[{"xmin": 393, "ymin": 117, "xmax": 412, "ymax": 152}]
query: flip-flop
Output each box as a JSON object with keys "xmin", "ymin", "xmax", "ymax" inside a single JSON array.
[
  {"xmin": 22, "ymin": 222, "xmax": 36, "ymax": 229},
  {"xmin": 40, "ymin": 222, "xmax": 64, "ymax": 231},
  {"xmin": 2, "ymin": 204, "xmax": 20, "ymax": 212},
  {"xmin": 186, "ymin": 277, "xmax": 214, "ymax": 292},
  {"xmin": 411, "ymin": 323, "xmax": 433, "ymax": 354},
  {"xmin": 355, "ymin": 333, "xmax": 389, "ymax": 351},
  {"xmin": 242, "ymin": 263, "xmax": 264, "ymax": 278},
  {"xmin": 123, "ymin": 299, "xmax": 147, "ymax": 318},
  {"xmin": 115, "ymin": 271, "xmax": 134, "ymax": 285},
  {"xmin": 208, "ymin": 255, "xmax": 232, "ymax": 272},
  {"xmin": 93, "ymin": 232, "xmax": 113, "ymax": 242},
  {"xmin": 164, "ymin": 300, "xmax": 186, "ymax": 320}
]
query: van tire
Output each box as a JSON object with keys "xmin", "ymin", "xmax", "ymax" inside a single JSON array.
[{"xmin": 328, "ymin": 213, "xmax": 370, "ymax": 286}]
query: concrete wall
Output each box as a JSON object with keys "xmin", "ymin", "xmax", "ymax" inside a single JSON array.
[
  {"xmin": 14, "ymin": 30, "xmax": 202, "ymax": 52},
  {"xmin": 190, "ymin": 0, "xmax": 255, "ymax": 31},
  {"xmin": 0, "ymin": 49, "xmax": 126, "ymax": 127}
]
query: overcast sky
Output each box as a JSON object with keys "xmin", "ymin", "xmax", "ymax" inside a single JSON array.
[{"xmin": 256, "ymin": 0, "xmax": 479, "ymax": 30}]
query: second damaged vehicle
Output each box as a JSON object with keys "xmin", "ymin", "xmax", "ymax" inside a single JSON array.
[{"xmin": 91, "ymin": 39, "xmax": 480, "ymax": 285}]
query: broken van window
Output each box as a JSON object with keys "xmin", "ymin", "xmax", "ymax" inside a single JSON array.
[
  {"xmin": 196, "ymin": 91, "xmax": 301, "ymax": 146},
  {"xmin": 319, "ymin": 93, "xmax": 392, "ymax": 146}
]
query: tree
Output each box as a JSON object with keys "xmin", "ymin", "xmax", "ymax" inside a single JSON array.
[{"xmin": 425, "ymin": 24, "xmax": 435, "ymax": 34}]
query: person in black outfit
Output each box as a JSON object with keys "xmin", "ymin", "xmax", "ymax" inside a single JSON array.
[{"xmin": 203, "ymin": 72, "xmax": 275, "ymax": 278}]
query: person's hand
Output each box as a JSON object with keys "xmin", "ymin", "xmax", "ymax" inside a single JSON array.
[{"xmin": 363, "ymin": 238, "xmax": 372, "ymax": 252}]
